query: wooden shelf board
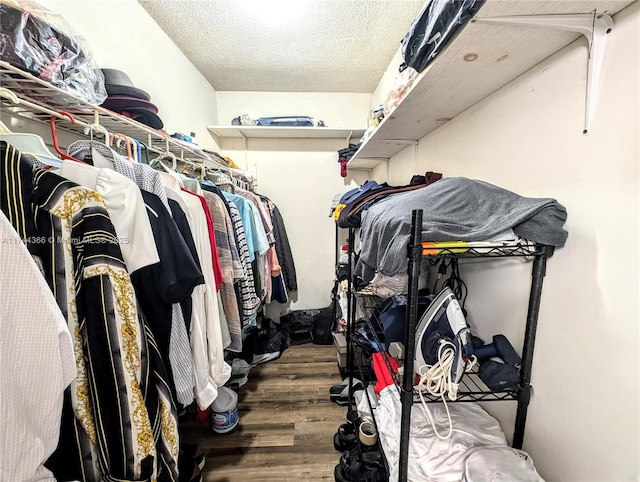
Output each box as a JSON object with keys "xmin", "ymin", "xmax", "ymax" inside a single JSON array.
[{"xmin": 347, "ymin": 0, "xmax": 633, "ymax": 170}]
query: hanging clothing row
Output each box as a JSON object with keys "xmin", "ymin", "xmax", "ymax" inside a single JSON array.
[{"xmin": 0, "ymin": 124, "xmax": 297, "ymax": 481}]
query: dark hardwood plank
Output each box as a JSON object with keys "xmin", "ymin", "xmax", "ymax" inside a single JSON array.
[
  {"xmin": 182, "ymin": 422, "xmax": 295, "ymax": 449},
  {"xmin": 252, "ymin": 361, "xmax": 339, "ymax": 377},
  {"xmin": 201, "ymin": 462, "xmax": 336, "ymax": 482},
  {"xmin": 239, "ymin": 402, "xmax": 346, "ymax": 425},
  {"xmin": 181, "ymin": 344, "xmax": 346, "ymax": 481}
]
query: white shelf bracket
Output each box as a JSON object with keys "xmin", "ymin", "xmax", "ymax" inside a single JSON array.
[
  {"xmin": 239, "ymin": 131, "xmax": 249, "ymax": 169},
  {"xmin": 375, "ymin": 139, "xmax": 419, "ymax": 146},
  {"xmin": 472, "ymin": 12, "xmax": 614, "ymax": 135}
]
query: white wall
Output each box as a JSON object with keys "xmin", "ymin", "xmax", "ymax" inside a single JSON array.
[
  {"xmin": 36, "ymin": 0, "xmax": 219, "ymax": 149},
  {"xmin": 216, "ymin": 91, "xmax": 371, "ymax": 317},
  {"xmin": 216, "ymin": 91, "xmax": 371, "ymax": 129},
  {"xmin": 220, "ymin": 135, "xmax": 369, "ymax": 320},
  {"xmin": 373, "ymin": 4, "xmax": 639, "ymax": 480},
  {"xmin": 245, "ymin": 140, "xmax": 369, "ymax": 320}
]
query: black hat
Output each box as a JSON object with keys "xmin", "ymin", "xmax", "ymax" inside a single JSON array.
[
  {"xmin": 102, "ymin": 95, "xmax": 158, "ymax": 113},
  {"xmin": 121, "ymin": 108, "xmax": 164, "ymax": 129},
  {"xmin": 101, "ymin": 95, "xmax": 164, "ymax": 130},
  {"xmin": 101, "ymin": 68, "xmax": 151, "ymax": 101}
]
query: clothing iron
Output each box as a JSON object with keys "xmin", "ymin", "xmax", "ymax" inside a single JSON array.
[{"xmin": 414, "ymin": 287, "xmax": 474, "ymax": 385}]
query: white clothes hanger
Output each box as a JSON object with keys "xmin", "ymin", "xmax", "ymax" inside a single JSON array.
[
  {"xmin": 0, "ymin": 132, "xmax": 62, "ymax": 168},
  {"xmin": 0, "ymin": 120, "xmax": 12, "ymax": 134},
  {"xmin": 0, "ymin": 86, "xmax": 92, "ymax": 168},
  {"xmin": 83, "ymin": 123, "xmax": 110, "ymax": 146}
]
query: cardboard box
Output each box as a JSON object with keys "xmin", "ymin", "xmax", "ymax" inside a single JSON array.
[
  {"xmin": 333, "ymin": 331, "xmax": 347, "ymax": 367},
  {"xmin": 333, "ymin": 331, "xmax": 365, "ymax": 369}
]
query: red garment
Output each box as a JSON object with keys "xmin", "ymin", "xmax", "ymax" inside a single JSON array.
[
  {"xmin": 372, "ymin": 352, "xmax": 400, "ymax": 395},
  {"xmin": 339, "ymin": 157, "xmax": 348, "ymax": 177},
  {"xmin": 182, "ymin": 188, "xmax": 224, "ymax": 291}
]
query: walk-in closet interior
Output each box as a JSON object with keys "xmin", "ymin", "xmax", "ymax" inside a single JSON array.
[{"xmin": 0, "ymin": 1, "xmax": 638, "ymax": 481}]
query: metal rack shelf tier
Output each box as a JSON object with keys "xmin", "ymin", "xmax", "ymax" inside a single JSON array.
[{"xmin": 340, "ymin": 212, "xmax": 554, "ymax": 482}]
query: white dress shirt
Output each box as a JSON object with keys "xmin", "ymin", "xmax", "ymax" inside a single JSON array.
[
  {"xmin": 168, "ymin": 188, "xmax": 230, "ymax": 408},
  {"xmin": 59, "ymin": 160, "xmax": 160, "ymax": 273},
  {"xmin": 0, "ymin": 212, "xmax": 76, "ymax": 482}
]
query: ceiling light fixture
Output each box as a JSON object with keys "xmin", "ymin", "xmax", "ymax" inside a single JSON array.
[{"xmin": 248, "ymin": 0, "xmax": 306, "ymax": 28}]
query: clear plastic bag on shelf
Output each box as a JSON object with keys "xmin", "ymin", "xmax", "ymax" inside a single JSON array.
[
  {"xmin": 401, "ymin": 0, "xmax": 485, "ymax": 74},
  {"xmin": 0, "ymin": 0, "xmax": 107, "ymax": 105},
  {"xmin": 383, "ymin": 66, "xmax": 419, "ymax": 116}
]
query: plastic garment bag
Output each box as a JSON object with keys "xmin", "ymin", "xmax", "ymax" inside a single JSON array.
[
  {"xmin": 0, "ymin": 1, "xmax": 107, "ymax": 104},
  {"xmin": 401, "ymin": 0, "xmax": 486, "ymax": 73}
]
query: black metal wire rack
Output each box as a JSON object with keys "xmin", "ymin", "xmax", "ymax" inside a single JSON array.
[
  {"xmin": 413, "ymin": 366, "xmax": 519, "ymax": 403},
  {"xmin": 338, "ymin": 211, "xmax": 555, "ymax": 482}
]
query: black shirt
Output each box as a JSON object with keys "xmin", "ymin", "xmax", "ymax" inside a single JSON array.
[
  {"xmin": 131, "ymin": 191, "xmax": 204, "ymax": 379},
  {"xmin": 168, "ymin": 198, "xmax": 202, "ymax": 332}
]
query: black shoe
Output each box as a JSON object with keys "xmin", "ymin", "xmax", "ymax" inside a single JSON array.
[
  {"xmin": 333, "ymin": 421, "xmax": 358, "ymax": 452},
  {"xmin": 179, "ymin": 443, "xmax": 205, "ymax": 482},
  {"xmin": 334, "ymin": 462, "xmax": 349, "ymax": 482},
  {"xmin": 340, "ymin": 448, "xmax": 364, "ymax": 481},
  {"xmin": 361, "ymin": 450, "xmax": 386, "ymax": 482}
]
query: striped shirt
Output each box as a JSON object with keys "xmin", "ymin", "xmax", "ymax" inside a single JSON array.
[
  {"xmin": 202, "ymin": 190, "xmax": 244, "ymax": 352},
  {"xmin": 227, "ymin": 199, "xmax": 261, "ymax": 324}
]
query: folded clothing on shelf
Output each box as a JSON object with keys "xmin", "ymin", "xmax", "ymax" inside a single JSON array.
[
  {"xmin": 337, "ymin": 143, "xmax": 361, "ymax": 177},
  {"xmin": 354, "ymin": 177, "xmax": 568, "ymax": 283},
  {"xmin": 368, "ymin": 294, "xmax": 434, "ymax": 349}
]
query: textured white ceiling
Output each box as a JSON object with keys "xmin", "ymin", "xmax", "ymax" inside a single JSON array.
[{"xmin": 138, "ymin": 0, "xmax": 426, "ymax": 93}]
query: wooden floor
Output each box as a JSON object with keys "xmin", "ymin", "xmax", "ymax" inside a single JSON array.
[{"xmin": 181, "ymin": 344, "xmax": 347, "ymax": 481}]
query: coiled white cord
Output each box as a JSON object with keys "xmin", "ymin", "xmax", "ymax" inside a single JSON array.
[{"xmin": 417, "ymin": 339, "xmax": 477, "ymax": 440}]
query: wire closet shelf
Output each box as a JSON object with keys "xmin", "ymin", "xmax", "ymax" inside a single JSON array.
[{"xmin": 0, "ymin": 61, "xmax": 213, "ymax": 165}]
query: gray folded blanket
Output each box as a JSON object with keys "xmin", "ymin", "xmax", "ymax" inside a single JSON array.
[{"xmin": 355, "ymin": 177, "xmax": 567, "ymax": 282}]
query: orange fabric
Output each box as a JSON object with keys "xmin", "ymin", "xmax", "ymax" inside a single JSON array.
[{"xmin": 267, "ymin": 245, "xmax": 281, "ymax": 277}]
